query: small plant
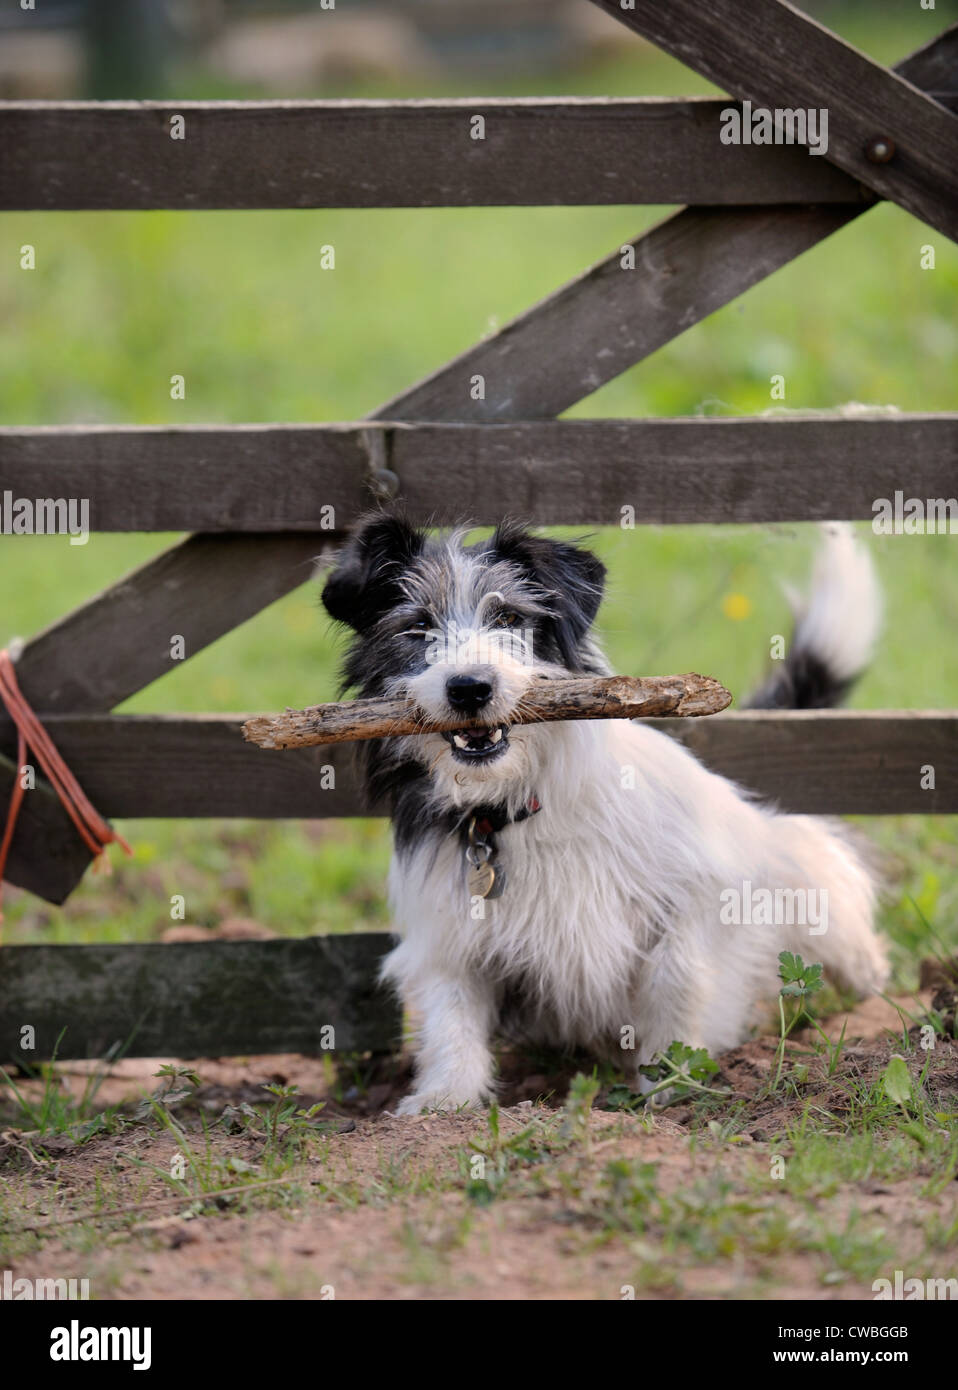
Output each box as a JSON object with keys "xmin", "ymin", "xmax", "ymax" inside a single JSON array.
[
  {"xmin": 559, "ymin": 1071, "xmax": 601, "ymax": 1143},
  {"xmin": 133, "ymin": 1064, "xmax": 202, "ymax": 1129},
  {"xmin": 464, "ymin": 1102, "xmax": 548, "ymax": 1204},
  {"xmin": 771, "ymin": 952, "xmax": 847, "ymax": 1090},
  {"xmin": 600, "ymin": 1158, "xmax": 660, "ymax": 1233},
  {"xmin": 879, "ymin": 1054, "xmax": 934, "ymax": 1148},
  {"xmin": 217, "ymin": 1084, "xmax": 329, "ymax": 1153},
  {"xmin": 606, "ymin": 1042, "xmax": 726, "ymax": 1111},
  {"xmin": 259, "ymin": 1083, "xmax": 327, "ymax": 1147},
  {"xmin": 881, "ymin": 1055, "xmax": 914, "ymax": 1111},
  {"xmin": 0, "ymin": 1032, "xmax": 125, "ymax": 1148}
]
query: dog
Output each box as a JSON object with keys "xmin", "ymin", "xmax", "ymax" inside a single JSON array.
[{"xmin": 321, "ymin": 513, "xmax": 889, "ymax": 1114}]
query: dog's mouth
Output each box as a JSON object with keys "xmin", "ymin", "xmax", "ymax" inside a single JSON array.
[{"xmin": 442, "ymin": 724, "xmax": 510, "ymax": 764}]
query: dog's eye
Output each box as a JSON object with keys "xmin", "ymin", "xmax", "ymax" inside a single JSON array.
[
  {"xmin": 405, "ymin": 617, "xmax": 431, "ymax": 636},
  {"xmin": 493, "ymin": 611, "xmax": 521, "ymax": 628}
]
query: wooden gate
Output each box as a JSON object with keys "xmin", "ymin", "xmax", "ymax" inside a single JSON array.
[{"xmin": 1, "ymin": 1, "xmax": 956, "ymax": 1059}]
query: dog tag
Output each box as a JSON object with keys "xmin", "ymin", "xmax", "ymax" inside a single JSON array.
[
  {"xmin": 469, "ymin": 860, "xmax": 496, "ymax": 898},
  {"xmin": 485, "ymin": 866, "xmax": 506, "ymax": 899}
]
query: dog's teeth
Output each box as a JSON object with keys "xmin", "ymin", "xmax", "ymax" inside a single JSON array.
[
  {"xmin": 453, "ymin": 733, "xmax": 469, "ymax": 749},
  {"xmin": 489, "ymin": 728, "xmax": 503, "ymax": 744}
]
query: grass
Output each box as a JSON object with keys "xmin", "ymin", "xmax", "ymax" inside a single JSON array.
[{"xmin": 0, "ymin": 1050, "xmax": 122, "ymax": 1145}]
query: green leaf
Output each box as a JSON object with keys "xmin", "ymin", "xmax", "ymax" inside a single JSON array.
[
  {"xmin": 603, "ymin": 1084, "xmax": 643, "ymax": 1113},
  {"xmin": 778, "ymin": 952, "xmax": 824, "ymax": 998},
  {"xmin": 294, "ymin": 1102, "xmax": 327, "ymax": 1121},
  {"xmin": 882, "ymin": 1055, "xmax": 913, "ymax": 1108},
  {"xmin": 778, "ymin": 951, "xmax": 801, "ymax": 982},
  {"xmin": 663, "ymin": 1041, "xmax": 719, "ymax": 1082}
]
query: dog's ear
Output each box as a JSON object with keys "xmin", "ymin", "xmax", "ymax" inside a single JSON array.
[
  {"xmin": 322, "ymin": 512, "xmax": 424, "ymax": 632},
  {"xmin": 492, "ymin": 522, "xmax": 606, "ymax": 664}
]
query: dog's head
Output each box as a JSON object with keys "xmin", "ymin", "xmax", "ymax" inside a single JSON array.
[{"xmin": 321, "ymin": 512, "xmax": 607, "ymax": 804}]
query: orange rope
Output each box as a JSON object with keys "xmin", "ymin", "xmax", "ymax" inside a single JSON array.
[{"xmin": 0, "ymin": 649, "xmax": 132, "ymax": 922}]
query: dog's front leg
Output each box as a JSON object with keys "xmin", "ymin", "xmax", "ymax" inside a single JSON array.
[
  {"xmin": 396, "ymin": 969, "xmax": 497, "ymax": 1115},
  {"xmin": 621, "ymin": 944, "xmax": 710, "ymax": 1102}
]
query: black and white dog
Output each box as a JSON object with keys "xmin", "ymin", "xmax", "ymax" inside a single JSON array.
[{"xmin": 322, "ymin": 513, "xmax": 888, "ymax": 1114}]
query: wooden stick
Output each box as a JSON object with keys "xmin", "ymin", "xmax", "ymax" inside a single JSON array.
[{"xmin": 242, "ymin": 673, "xmax": 732, "ymax": 750}]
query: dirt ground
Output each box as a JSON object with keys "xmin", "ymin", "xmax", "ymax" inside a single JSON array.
[{"xmin": 2, "ymin": 987, "xmax": 957, "ymax": 1301}]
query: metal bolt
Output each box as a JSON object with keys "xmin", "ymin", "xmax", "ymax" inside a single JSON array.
[{"xmin": 864, "ymin": 136, "xmax": 895, "ymax": 163}]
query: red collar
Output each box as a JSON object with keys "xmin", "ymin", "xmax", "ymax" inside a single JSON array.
[{"xmin": 468, "ymin": 796, "xmax": 541, "ymax": 839}]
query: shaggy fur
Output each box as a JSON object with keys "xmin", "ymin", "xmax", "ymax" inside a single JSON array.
[{"xmin": 321, "ymin": 515, "xmax": 888, "ymax": 1114}]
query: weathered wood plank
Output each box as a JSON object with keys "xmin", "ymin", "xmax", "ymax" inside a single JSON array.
[
  {"xmin": 660, "ymin": 710, "xmax": 957, "ymax": 816},
  {"xmin": 0, "ymin": 715, "xmax": 367, "ymax": 819},
  {"xmin": 14, "ymin": 533, "xmax": 330, "ymax": 716},
  {"xmin": 0, "ymin": 97, "xmax": 864, "ymax": 210},
  {"xmin": 0, "ymin": 750, "xmax": 95, "ymax": 903},
  {"xmin": 0, "ymin": 934, "xmax": 399, "ymax": 1061},
  {"xmin": 897, "ymin": 21, "xmax": 958, "ymax": 106},
  {"xmin": 0, "ymin": 424, "xmax": 363, "ymax": 534},
  {"xmin": 591, "ymin": 2, "xmax": 958, "ymax": 242},
  {"xmin": 893, "ymin": 22, "xmax": 958, "ymax": 94},
  {"xmin": 0, "ymin": 712, "xmax": 953, "ymax": 817},
  {"xmin": 3, "ymin": 416, "xmax": 956, "ymax": 531}
]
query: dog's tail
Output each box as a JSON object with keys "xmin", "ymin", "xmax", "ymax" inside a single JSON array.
[{"xmin": 746, "ymin": 523, "xmax": 881, "ymax": 710}]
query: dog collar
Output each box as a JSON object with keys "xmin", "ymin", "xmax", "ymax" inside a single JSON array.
[
  {"xmin": 460, "ymin": 797, "xmax": 541, "ymax": 902},
  {"xmin": 468, "ymin": 796, "xmax": 542, "ymax": 839}
]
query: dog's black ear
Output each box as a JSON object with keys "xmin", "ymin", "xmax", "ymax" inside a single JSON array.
[
  {"xmin": 492, "ymin": 522, "xmax": 606, "ymax": 665},
  {"xmin": 322, "ymin": 512, "xmax": 424, "ymax": 632}
]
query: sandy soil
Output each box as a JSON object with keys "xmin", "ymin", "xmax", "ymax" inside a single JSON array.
[{"xmin": 2, "ymin": 988, "xmax": 956, "ymax": 1301}]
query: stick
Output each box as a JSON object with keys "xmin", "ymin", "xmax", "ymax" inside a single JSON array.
[{"xmin": 242, "ymin": 673, "xmax": 731, "ymax": 750}]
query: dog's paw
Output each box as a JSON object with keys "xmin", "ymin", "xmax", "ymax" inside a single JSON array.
[{"xmin": 395, "ymin": 1090, "xmax": 485, "ymax": 1116}]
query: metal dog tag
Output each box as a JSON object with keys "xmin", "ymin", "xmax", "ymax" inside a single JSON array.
[
  {"xmin": 468, "ymin": 860, "xmax": 496, "ymax": 898},
  {"xmin": 466, "ymin": 816, "xmax": 506, "ymax": 901},
  {"xmin": 485, "ymin": 865, "xmax": 506, "ymax": 899}
]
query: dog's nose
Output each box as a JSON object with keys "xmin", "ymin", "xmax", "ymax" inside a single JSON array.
[{"xmin": 446, "ymin": 674, "xmax": 493, "ymax": 712}]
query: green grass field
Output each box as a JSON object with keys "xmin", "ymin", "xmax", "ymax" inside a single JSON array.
[{"xmin": 0, "ymin": 5, "xmax": 955, "ymax": 981}]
